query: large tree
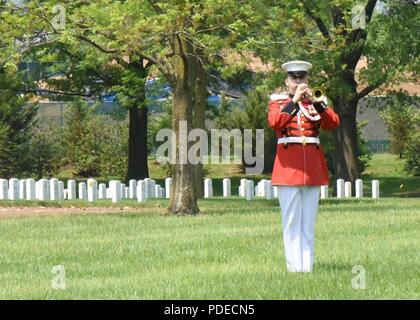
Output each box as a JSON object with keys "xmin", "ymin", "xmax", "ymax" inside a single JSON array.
[
  {"xmin": 7, "ymin": 0, "xmax": 152, "ymax": 181},
  {"xmin": 62, "ymin": 0, "xmax": 259, "ymax": 214},
  {"xmin": 0, "ymin": 1, "xmax": 42, "ymax": 178},
  {"xmin": 258, "ymin": 0, "xmax": 419, "ymax": 183}
]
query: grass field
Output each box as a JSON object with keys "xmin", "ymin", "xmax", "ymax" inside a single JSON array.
[
  {"xmin": 0, "ymin": 198, "xmax": 418, "ymax": 299},
  {"xmin": 0, "ymin": 153, "xmax": 418, "ymax": 299}
]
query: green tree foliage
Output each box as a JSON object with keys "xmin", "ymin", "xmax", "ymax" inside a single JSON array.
[
  {"xmin": 212, "ymin": 89, "xmax": 276, "ymax": 174},
  {"xmin": 380, "ymin": 96, "xmax": 420, "ymax": 159},
  {"xmin": 404, "ymin": 131, "xmax": 420, "ymax": 176},
  {"xmin": 27, "ymin": 126, "xmax": 63, "ymax": 179},
  {"xmin": 62, "ymin": 100, "xmax": 128, "ymax": 178},
  {"xmin": 0, "ymin": 75, "xmax": 37, "ymax": 178}
]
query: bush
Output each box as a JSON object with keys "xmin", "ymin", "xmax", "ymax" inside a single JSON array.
[
  {"xmin": 61, "ymin": 100, "xmax": 128, "ymax": 178},
  {"xmin": 380, "ymin": 99, "xmax": 418, "ymax": 158},
  {"xmin": 211, "ymin": 89, "xmax": 276, "ymax": 174},
  {"xmin": 26, "ymin": 125, "xmax": 64, "ymax": 179},
  {"xmin": 0, "ymin": 89, "xmax": 37, "ymax": 178},
  {"xmin": 404, "ymin": 128, "xmax": 420, "ymax": 176}
]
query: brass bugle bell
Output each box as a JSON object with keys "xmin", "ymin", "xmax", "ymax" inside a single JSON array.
[
  {"xmin": 311, "ymin": 87, "xmax": 325, "ymax": 102},
  {"xmin": 307, "ymin": 87, "xmax": 327, "ymax": 108}
]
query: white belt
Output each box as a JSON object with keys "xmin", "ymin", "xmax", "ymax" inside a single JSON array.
[{"xmin": 277, "ymin": 137, "xmax": 320, "ymax": 145}]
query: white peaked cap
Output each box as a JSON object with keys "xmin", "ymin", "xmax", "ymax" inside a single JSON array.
[{"xmin": 281, "ymin": 60, "xmax": 313, "ymax": 73}]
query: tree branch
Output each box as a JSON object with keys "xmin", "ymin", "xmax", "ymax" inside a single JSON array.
[
  {"xmin": 76, "ymin": 34, "xmax": 119, "ymax": 54},
  {"xmin": 299, "ymin": 0, "xmax": 331, "ymax": 44},
  {"xmin": 365, "ymin": 0, "xmax": 377, "ymax": 24},
  {"xmin": 356, "ymin": 78, "xmax": 387, "ymax": 100},
  {"xmin": 331, "ymin": 6, "xmax": 347, "ymax": 37}
]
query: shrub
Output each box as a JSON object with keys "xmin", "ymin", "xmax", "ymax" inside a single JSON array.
[
  {"xmin": 404, "ymin": 126, "xmax": 420, "ymax": 176},
  {"xmin": 380, "ymin": 97, "xmax": 419, "ymax": 158}
]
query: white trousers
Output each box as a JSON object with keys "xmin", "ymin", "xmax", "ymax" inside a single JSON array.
[{"xmin": 277, "ymin": 186, "xmax": 320, "ymax": 272}]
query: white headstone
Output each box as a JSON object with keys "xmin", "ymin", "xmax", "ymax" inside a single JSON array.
[
  {"xmin": 320, "ymin": 185, "xmax": 328, "ymax": 199},
  {"xmin": 98, "ymin": 183, "xmax": 107, "ymax": 199},
  {"xmin": 36, "ymin": 179, "xmax": 48, "ymax": 200},
  {"xmin": 26, "ymin": 179, "xmax": 36, "ymax": 200},
  {"xmin": 129, "ymin": 180, "xmax": 137, "ymax": 199},
  {"xmin": 150, "ymin": 180, "xmax": 156, "ymax": 199},
  {"xmin": 106, "ymin": 187, "xmax": 111, "ymax": 199},
  {"xmin": 259, "ymin": 179, "xmax": 267, "ymax": 197},
  {"xmin": 355, "ymin": 179, "xmax": 363, "ymax": 198},
  {"xmin": 245, "ymin": 180, "xmax": 254, "ymax": 201},
  {"xmin": 155, "ymin": 185, "xmax": 162, "ymax": 198},
  {"xmin": 204, "ymin": 178, "xmax": 213, "ymax": 198},
  {"xmin": 223, "ymin": 178, "xmax": 231, "ymax": 197},
  {"xmin": 87, "ymin": 178, "xmax": 98, "ymax": 202},
  {"xmin": 0, "ymin": 179, "xmax": 8, "ymax": 200},
  {"xmin": 49, "ymin": 178, "xmax": 59, "ymax": 201},
  {"xmin": 45, "ymin": 180, "xmax": 50, "ymax": 200},
  {"xmin": 273, "ymin": 185, "xmax": 279, "ymax": 198},
  {"xmin": 336, "ymin": 179, "xmax": 345, "ymax": 198},
  {"xmin": 125, "ymin": 187, "xmax": 129, "ymax": 199},
  {"xmin": 58, "ymin": 181, "xmax": 64, "ymax": 200},
  {"xmin": 109, "ymin": 180, "xmax": 121, "ymax": 203},
  {"xmin": 19, "ymin": 179, "xmax": 26, "ymax": 200},
  {"xmin": 120, "ymin": 183, "xmax": 126, "ymax": 199},
  {"xmin": 67, "ymin": 180, "xmax": 76, "ymax": 200},
  {"xmin": 265, "ymin": 180, "xmax": 273, "ymax": 200},
  {"xmin": 344, "ymin": 181, "xmax": 352, "ymax": 198},
  {"xmin": 165, "ymin": 177, "xmax": 172, "ymax": 199},
  {"xmin": 161, "ymin": 187, "xmax": 165, "ymax": 199},
  {"xmin": 8, "ymin": 178, "xmax": 19, "ymax": 200},
  {"xmin": 372, "ymin": 180, "xmax": 380, "ymax": 199},
  {"xmin": 78, "ymin": 182, "xmax": 87, "ymax": 200},
  {"xmin": 239, "ymin": 179, "xmax": 247, "ymax": 197},
  {"xmin": 144, "ymin": 178, "xmax": 152, "ymax": 199},
  {"xmin": 137, "ymin": 180, "xmax": 147, "ymax": 202}
]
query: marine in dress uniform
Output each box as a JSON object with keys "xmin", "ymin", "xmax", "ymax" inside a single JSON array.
[{"xmin": 268, "ymin": 61, "xmax": 340, "ymax": 272}]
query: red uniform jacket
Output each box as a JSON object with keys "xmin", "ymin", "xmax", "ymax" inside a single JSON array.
[{"xmin": 268, "ymin": 93, "xmax": 340, "ymax": 186}]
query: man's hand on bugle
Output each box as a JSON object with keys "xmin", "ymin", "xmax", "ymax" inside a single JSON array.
[{"xmin": 292, "ymin": 84, "xmax": 310, "ymax": 104}]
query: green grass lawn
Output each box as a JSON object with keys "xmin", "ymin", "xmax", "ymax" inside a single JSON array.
[
  {"xmin": 0, "ymin": 153, "xmax": 418, "ymax": 299},
  {"xmin": 362, "ymin": 154, "xmax": 420, "ymax": 197},
  {"xmin": 0, "ymin": 197, "xmax": 419, "ymax": 299}
]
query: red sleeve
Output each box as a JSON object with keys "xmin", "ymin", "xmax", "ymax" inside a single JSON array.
[
  {"xmin": 320, "ymin": 107, "xmax": 340, "ymax": 130},
  {"xmin": 267, "ymin": 100, "xmax": 294, "ymax": 130}
]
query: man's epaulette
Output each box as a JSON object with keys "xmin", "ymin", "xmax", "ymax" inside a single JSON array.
[{"xmin": 270, "ymin": 93, "xmax": 289, "ymax": 101}]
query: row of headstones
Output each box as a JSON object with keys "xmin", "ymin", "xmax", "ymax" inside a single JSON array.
[
  {"xmin": 0, "ymin": 178, "xmax": 174, "ymax": 203},
  {"xmin": 204, "ymin": 178, "xmax": 380, "ymax": 200},
  {"xmin": 0, "ymin": 177, "xmax": 380, "ymax": 202},
  {"xmin": 335, "ymin": 179, "xmax": 379, "ymax": 198}
]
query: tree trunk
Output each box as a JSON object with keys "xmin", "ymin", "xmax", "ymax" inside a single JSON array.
[
  {"xmin": 168, "ymin": 36, "xmax": 199, "ymax": 215},
  {"xmin": 331, "ymin": 97, "xmax": 359, "ymax": 184},
  {"xmin": 126, "ymin": 106, "xmax": 149, "ymax": 181},
  {"xmin": 192, "ymin": 61, "xmax": 207, "ymax": 199}
]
